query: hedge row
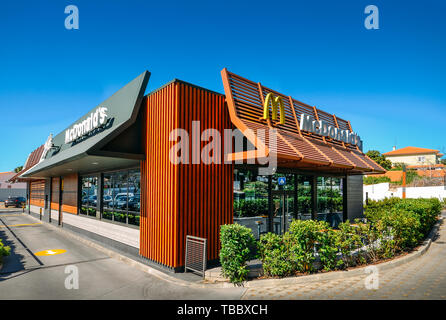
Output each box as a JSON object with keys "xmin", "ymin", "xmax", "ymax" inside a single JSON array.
[{"xmin": 220, "ymin": 198, "xmax": 441, "ymax": 283}]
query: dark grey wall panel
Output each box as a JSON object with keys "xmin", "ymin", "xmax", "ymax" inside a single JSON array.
[{"xmin": 347, "ymin": 175, "xmax": 364, "ymax": 220}]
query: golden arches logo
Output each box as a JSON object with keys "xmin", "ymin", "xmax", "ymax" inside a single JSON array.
[{"xmin": 263, "ymin": 93, "xmax": 285, "ymax": 125}]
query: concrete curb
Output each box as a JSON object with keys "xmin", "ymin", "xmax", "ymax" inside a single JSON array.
[
  {"xmin": 24, "ymin": 213, "xmax": 235, "ymax": 289},
  {"xmin": 240, "ymin": 216, "xmax": 443, "ymax": 288}
]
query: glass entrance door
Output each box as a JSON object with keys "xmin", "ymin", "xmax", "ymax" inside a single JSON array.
[{"xmin": 272, "ymin": 190, "xmax": 294, "ymax": 234}]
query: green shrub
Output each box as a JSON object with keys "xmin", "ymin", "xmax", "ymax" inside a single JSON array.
[
  {"xmin": 335, "ymin": 221, "xmax": 366, "ymax": 267},
  {"xmin": 316, "ymin": 226, "xmax": 341, "ymax": 271},
  {"xmin": 0, "ymin": 239, "xmax": 10, "ymax": 261},
  {"xmin": 394, "ymin": 198, "xmax": 440, "ymax": 236},
  {"xmin": 288, "ymin": 220, "xmax": 321, "ymax": 273},
  {"xmin": 258, "ymin": 232, "xmax": 296, "ymax": 277},
  {"xmin": 365, "ymin": 198, "xmax": 440, "ymax": 257},
  {"xmin": 363, "ymin": 176, "xmax": 391, "ymax": 185},
  {"xmin": 219, "ymin": 224, "xmax": 256, "ymax": 284}
]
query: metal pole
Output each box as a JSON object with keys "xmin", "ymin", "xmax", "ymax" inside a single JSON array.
[
  {"xmin": 39, "ymin": 207, "xmax": 42, "ymax": 220},
  {"xmin": 402, "ymin": 164, "xmax": 407, "ymax": 199}
]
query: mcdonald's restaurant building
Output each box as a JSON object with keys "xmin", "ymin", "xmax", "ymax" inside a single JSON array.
[{"xmin": 11, "ymin": 69, "xmax": 385, "ymax": 272}]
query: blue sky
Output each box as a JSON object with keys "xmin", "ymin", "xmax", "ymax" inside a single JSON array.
[{"xmin": 0, "ymin": 0, "xmax": 445, "ymax": 171}]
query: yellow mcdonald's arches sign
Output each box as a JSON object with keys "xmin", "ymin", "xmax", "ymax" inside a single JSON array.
[{"xmin": 263, "ymin": 93, "xmax": 285, "ymax": 124}]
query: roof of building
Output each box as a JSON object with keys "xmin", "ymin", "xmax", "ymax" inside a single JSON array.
[
  {"xmin": 221, "ymin": 69, "xmax": 386, "ymax": 174},
  {"xmin": 8, "ymin": 144, "xmax": 44, "ymax": 182},
  {"xmin": 383, "ymin": 146, "xmax": 441, "ymax": 156}
]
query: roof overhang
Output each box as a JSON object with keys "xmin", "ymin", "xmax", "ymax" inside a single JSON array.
[
  {"xmin": 22, "ymin": 71, "xmax": 150, "ymax": 178},
  {"xmin": 221, "ymin": 68, "xmax": 386, "ymax": 175}
]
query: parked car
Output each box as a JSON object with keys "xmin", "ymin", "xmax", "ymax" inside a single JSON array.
[
  {"xmin": 4, "ymin": 196, "xmax": 26, "ymax": 208},
  {"xmin": 113, "ymin": 192, "xmax": 133, "ymax": 202},
  {"xmin": 81, "ymin": 195, "xmax": 97, "ymax": 206},
  {"xmin": 115, "ymin": 195, "xmax": 128, "ymax": 210},
  {"xmin": 127, "ymin": 195, "xmax": 140, "ymax": 212},
  {"xmin": 102, "ymin": 195, "xmax": 113, "ymax": 208}
]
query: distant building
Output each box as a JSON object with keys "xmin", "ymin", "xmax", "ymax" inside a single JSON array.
[
  {"xmin": 0, "ymin": 171, "xmax": 26, "ymax": 201},
  {"xmin": 383, "ymin": 146, "xmax": 444, "ymax": 167}
]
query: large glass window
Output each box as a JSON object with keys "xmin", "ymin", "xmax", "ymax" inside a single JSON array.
[
  {"xmin": 127, "ymin": 169, "xmax": 141, "ymax": 226},
  {"xmin": 233, "ymin": 168, "xmax": 269, "ymax": 239},
  {"xmin": 101, "ymin": 168, "xmax": 140, "ymax": 226},
  {"xmin": 297, "ymin": 175, "xmax": 312, "ymax": 220},
  {"xmin": 317, "ymin": 176, "xmax": 343, "ymax": 228},
  {"xmin": 80, "ymin": 176, "xmax": 98, "ymax": 217},
  {"xmin": 233, "ymin": 169, "xmax": 346, "ymax": 236}
]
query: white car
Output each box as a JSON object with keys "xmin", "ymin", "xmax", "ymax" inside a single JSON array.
[{"xmin": 113, "ymin": 192, "xmax": 134, "ymax": 202}]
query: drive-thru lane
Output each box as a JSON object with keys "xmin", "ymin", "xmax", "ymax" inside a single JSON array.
[{"xmin": 0, "ymin": 211, "xmax": 245, "ymax": 300}]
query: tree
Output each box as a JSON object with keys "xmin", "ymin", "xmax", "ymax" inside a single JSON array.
[
  {"xmin": 14, "ymin": 166, "xmax": 23, "ymax": 173},
  {"xmin": 441, "ymin": 158, "xmax": 446, "ymax": 165},
  {"xmin": 366, "ymin": 150, "xmax": 392, "ymax": 170}
]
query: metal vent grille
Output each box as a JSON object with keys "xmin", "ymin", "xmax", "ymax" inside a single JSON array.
[{"xmin": 184, "ymin": 235, "xmax": 207, "ymax": 278}]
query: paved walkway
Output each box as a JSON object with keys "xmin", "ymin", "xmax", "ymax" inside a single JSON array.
[
  {"xmin": 0, "ymin": 210, "xmax": 244, "ymax": 300},
  {"xmin": 242, "ymin": 211, "xmax": 446, "ymax": 300}
]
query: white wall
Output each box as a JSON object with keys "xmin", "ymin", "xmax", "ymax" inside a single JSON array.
[{"xmin": 364, "ymin": 183, "xmax": 446, "ymax": 202}]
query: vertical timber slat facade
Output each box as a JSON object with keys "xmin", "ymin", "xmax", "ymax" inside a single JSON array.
[{"xmin": 140, "ymin": 81, "xmax": 233, "ymax": 269}]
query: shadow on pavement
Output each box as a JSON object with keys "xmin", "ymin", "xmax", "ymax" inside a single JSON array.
[{"xmin": 0, "ymin": 217, "xmax": 44, "ymax": 280}]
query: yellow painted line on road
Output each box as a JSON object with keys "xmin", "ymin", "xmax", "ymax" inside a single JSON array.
[
  {"xmin": 0, "ymin": 214, "xmax": 25, "ymax": 217},
  {"xmin": 34, "ymin": 249, "xmax": 67, "ymax": 256},
  {"xmin": 0, "ymin": 222, "xmax": 42, "ymax": 228}
]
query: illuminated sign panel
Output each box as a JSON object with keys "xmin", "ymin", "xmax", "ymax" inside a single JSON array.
[
  {"xmin": 64, "ymin": 107, "xmax": 108, "ymax": 144},
  {"xmin": 299, "ymin": 113, "xmax": 363, "ymax": 149}
]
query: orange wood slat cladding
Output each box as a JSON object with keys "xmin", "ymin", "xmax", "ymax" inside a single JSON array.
[
  {"xmin": 62, "ymin": 174, "xmax": 78, "ymax": 214},
  {"xmin": 30, "ymin": 179, "xmax": 45, "ymax": 207},
  {"xmin": 140, "ymin": 81, "xmax": 234, "ymax": 269}
]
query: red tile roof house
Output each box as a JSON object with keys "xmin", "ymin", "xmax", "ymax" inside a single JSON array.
[{"xmin": 383, "ymin": 146, "xmax": 444, "ymax": 167}]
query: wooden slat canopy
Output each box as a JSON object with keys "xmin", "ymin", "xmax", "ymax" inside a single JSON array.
[{"xmin": 221, "ymin": 68, "xmax": 385, "ymax": 174}]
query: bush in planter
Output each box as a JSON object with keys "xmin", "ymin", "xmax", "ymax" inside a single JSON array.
[
  {"xmin": 379, "ymin": 208, "xmax": 422, "ymax": 252},
  {"xmin": 288, "ymin": 219, "xmax": 322, "ymax": 273},
  {"xmin": 102, "ymin": 210, "xmax": 113, "ymax": 220},
  {"xmin": 394, "ymin": 198, "xmax": 440, "ymax": 236},
  {"xmin": 113, "ymin": 212, "xmax": 126, "ymax": 222},
  {"xmin": 316, "ymin": 225, "xmax": 341, "ymax": 271},
  {"xmin": 219, "ymin": 224, "xmax": 256, "ymax": 285},
  {"xmin": 258, "ymin": 232, "xmax": 296, "ymax": 277}
]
